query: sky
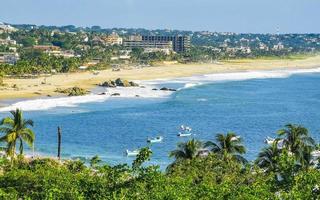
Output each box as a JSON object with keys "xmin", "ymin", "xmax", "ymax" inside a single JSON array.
[{"xmin": 0, "ymin": 0, "xmax": 319, "ymax": 33}]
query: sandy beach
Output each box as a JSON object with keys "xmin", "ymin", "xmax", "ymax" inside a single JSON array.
[{"xmin": 1, "ymin": 55, "xmax": 320, "ymax": 100}]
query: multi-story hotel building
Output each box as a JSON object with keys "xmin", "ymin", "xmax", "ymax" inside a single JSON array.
[{"xmin": 123, "ymin": 35, "xmax": 190, "ymax": 53}]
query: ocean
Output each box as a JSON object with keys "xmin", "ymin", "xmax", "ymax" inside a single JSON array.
[{"xmin": 1, "ymin": 68, "xmax": 320, "ymax": 169}]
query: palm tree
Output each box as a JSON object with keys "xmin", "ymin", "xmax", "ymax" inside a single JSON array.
[
  {"xmin": 277, "ymin": 124, "xmax": 315, "ymax": 153},
  {"xmin": 256, "ymin": 143, "xmax": 280, "ymax": 172},
  {"xmin": 205, "ymin": 132, "xmax": 247, "ymax": 163},
  {"xmin": 0, "ymin": 109, "xmax": 35, "ymax": 159},
  {"xmin": 277, "ymin": 124, "xmax": 315, "ymax": 167},
  {"xmin": 169, "ymin": 139, "xmax": 203, "ymax": 161}
]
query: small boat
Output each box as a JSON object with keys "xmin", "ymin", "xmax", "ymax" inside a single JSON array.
[
  {"xmin": 178, "ymin": 125, "xmax": 192, "ymax": 137},
  {"xmin": 147, "ymin": 136, "xmax": 163, "ymax": 143},
  {"xmin": 177, "ymin": 132, "xmax": 192, "ymax": 137},
  {"xmin": 264, "ymin": 136, "xmax": 275, "ymax": 145},
  {"xmin": 125, "ymin": 149, "xmax": 139, "ymax": 157},
  {"xmin": 312, "ymin": 150, "xmax": 320, "ymax": 158},
  {"xmin": 180, "ymin": 125, "xmax": 192, "ymax": 132},
  {"xmin": 230, "ymin": 136, "xmax": 241, "ymax": 141}
]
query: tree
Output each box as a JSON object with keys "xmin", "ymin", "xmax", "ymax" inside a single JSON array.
[
  {"xmin": 132, "ymin": 147, "xmax": 152, "ymax": 170},
  {"xmin": 90, "ymin": 155, "xmax": 102, "ymax": 168},
  {"xmin": 0, "ymin": 109, "xmax": 35, "ymax": 159},
  {"xmin": 169, "ymin": 139, "xmax": 203, "ymax": 161},
  {"xmin": 57, "ymin": 126, "xmax": 62, "ymax": 160},
  {"xmin": 256, "ymin": 143, "xmax": 280, "ymax": 173},
  {"xmin": 277, "ymin": 124, "xmax": 315, "ymax": 168},
  {"xmin": 205, "ymin": 132, "xmax": 247, "ymax": 163}
]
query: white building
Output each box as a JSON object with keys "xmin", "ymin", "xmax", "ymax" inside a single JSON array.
[
  {"xmin": 0, "ymin": 36, "xmax": 17, "ymax": 46},
  {"xmin": 0, "ymin": 22, "xmax": 17, "ymax": 33},
  {"xmin": 0, "ymin": 52, "xmax": 19, "ymax": 64}
]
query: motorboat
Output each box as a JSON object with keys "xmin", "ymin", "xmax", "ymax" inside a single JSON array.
[
  {"xmin": 126, "ymin": 149, "xmax": 139, "ymax": 157},
  {"xmin": 264, "ymin": 136, "xmax": 275, "ymax": 145},
  {"xmin": 230, "ymin": 136, "xmax": 241, "ymax": 141},
  {"xmin": 180, "ymin": 125, "xmax": 192, "ymax": 132},
  {"xmin": 177, "ymin": 132, "xmax": 192, "ymax": 137},
  {"xmin": 147, "ymin": 136, "xmax": 163, "ymax": 143},
  {"xmin": 178, "ymin": 125, "xmax": 192, "ymax": 137}
]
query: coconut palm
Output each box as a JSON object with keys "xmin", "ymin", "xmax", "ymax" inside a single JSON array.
[
  {"xmin": 0, "ymin": 109, "xmax": 35, "ymax": 159},
  {"xmin": 205, "ymin": 132, "xmax": 247, "ymax": 163},
  {"xmin": 277, "ymin": 124, "xmax": 315, "ymax": 166},
  {"xmin": 277, "ymin": 124, "xmax": 315, "ymax": 153},
  {"xmin": 256, "ymin": 143, "xmax": 280, "ymax": 172},
  {"xmin": 169, "ymin": 139, "xmax": 203, "ymax": 161}
]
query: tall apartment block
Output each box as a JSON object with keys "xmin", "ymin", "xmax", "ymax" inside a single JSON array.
[{"xmin": 123, "ymin": 35, "xmax": 190, "ymax": 53}]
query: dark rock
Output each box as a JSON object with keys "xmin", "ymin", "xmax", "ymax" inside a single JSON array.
[
  {"xmin": 152, "ymin": 88, "xmax": 158, "ymax": 91},
  {"xmin": 111, "ymin": 93, "xmax": 120, "ymax": 96},
  {"xmin": 98, "ymin": 92, "xmax": 106, "ymax": 95},
  {"xmin": 129, "ymin": 81, "xmax": 139, "ymax": 87},
  {"xmin": 101, "ymin": 78, "xmax": 139, "ymax": 87},
  {"xmin": 135, "ymin": 95, "xmax": 140, "ymax": 97},
  {"xmin": 160, "ymin": 87, "xmax": 177, "ymax": 92},
  {"xmin": 115, "ymin": 78, "xmax": 124, "ymax": 86},
  {"xmin": 100, "ymin": 80, "xmax": 116, "ymax": 87}
]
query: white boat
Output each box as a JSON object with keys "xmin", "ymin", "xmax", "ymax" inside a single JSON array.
[
  {"xmin": 180, "ymin": 125, "xmax": 192, "ymax": 132},
  {"xmin": 312, "ymin": 150, "xmax": 320, "ymax": 158},
  {"xmin": 178, "ymin": 125, "xmax": 192, "ymax": 137},
  {"xmin": 230, "ymin": 136, "xmax": 241, "ymax": 141},
  {"xmin": 125, "ymin": 149, "xmax": 139, "ymax": 157},
  {"xmin": 147, "ymin": 136, "xmax": 163, "ymax": 143},
  {"xmin": 264, "ymin": 136, "xmax": 275, "ymax": 145},
  {"xmin": 177, "ymin": 132, "xmax": 192, "ymax": 137}
]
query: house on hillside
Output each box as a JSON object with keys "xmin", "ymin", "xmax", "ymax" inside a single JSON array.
[{"xmin": 0, "ymin": 52, "xmax": 19, "ymax": 64}]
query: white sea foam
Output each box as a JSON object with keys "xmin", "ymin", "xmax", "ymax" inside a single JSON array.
[
  {"xmin": 150, "ymin": 67, "xmax": 320, "ymax": 90},
  {"xmin": 1, "ymin": 67, "xmax": 320, "ymax": 112},
  {"xmin": 184, "ymin": 82, "xmax": 203, "ymax": 89},
  {"xmin": 0, "ymin": 94, "xmax": 110, "ymax": 112},
  {"xmin": 0, "ymin": 86, "xmax": 173, "ymax": 112}
]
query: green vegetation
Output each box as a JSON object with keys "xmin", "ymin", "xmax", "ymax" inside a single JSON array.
[
  {"xmin": 55, "ymin": 87, "xmax": 89, "ymax": 96},
  {"xmin": 0, "ymin": 110, "xmax": 320, "ymax": 199},
  {"xmin": 0, "ymin": 72, "xmax": 4, "ymax": 85},
  {"xmin": 1, "ymin": 25, "xmax": 320, "ymax": 77},
  {"xmin": 0, "ymin": 109, "xmax": 35, "ymax": 160},
  {"xmin": 205, "ymin": 132, "xmax": 247, "ymax": 163}
]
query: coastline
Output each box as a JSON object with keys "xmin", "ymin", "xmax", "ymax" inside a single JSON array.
[
  {"xmin": 1, "ymin": 65, "xmax": 320, "ymax": 112},
  {"xmin": 1, "ymin": 55, "xmax": 320, "ymax": 101}
]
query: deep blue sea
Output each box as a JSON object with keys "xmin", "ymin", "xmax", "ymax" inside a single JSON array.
[{"xmin": 1, "ymin": 70, "xmax": 320, "ymax": 169}]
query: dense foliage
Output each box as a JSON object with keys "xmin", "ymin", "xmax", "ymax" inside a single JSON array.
[{"xmin": 0, "ymin": 110, "xmax": 320, "ymax": 199}]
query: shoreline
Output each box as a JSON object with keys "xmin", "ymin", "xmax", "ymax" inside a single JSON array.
[
  {"xmin": 1, "ymin": 56, "xmax": 320, "ymax": 101},
  {"xmin": 1, "ymin": 66, "xmax": 320, "ymax": 112}
]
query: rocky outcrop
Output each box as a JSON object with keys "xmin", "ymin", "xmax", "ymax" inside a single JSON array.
[
  {"xmin": 160, "ymin": 87, "xmax": 177, "ymax": 91},
  {"xmin": 100, "ymin": 78, "xmax": 139, "ymax": 87},
  {"xmin": 55, "ymin": 87, "xmax": 89, "ymax": 96},
  {"xmin": 100, "ymin": 80, "xmax": 116, "ymax": 87}
]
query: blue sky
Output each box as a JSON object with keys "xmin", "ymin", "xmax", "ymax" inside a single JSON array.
[{"xmin": 0, "ymin": 0, "xmax": 319, "ymax": 33}]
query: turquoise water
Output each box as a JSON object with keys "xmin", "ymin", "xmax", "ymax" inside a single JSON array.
[{"xmin": 1, "ymin": 72, "xmax": 320, "ymax": 168}]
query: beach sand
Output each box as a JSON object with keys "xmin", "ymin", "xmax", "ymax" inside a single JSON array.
[{"xmin": 1, "ymin": 55, "xmax": 320, "ymax": 100}]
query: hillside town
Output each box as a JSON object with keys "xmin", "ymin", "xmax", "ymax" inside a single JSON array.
[{"xmin": 1, "ymin": 22, "xmax": 320, "ymax": 76}]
